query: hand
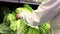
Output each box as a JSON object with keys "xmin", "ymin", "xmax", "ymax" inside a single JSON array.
[
  {"xmin": 16, "ymin": 9, "xmax": 23, "ymax": 19},
  {"xmin": 16, "ymin": 13, "xmax": 21, "ymax": 19}
]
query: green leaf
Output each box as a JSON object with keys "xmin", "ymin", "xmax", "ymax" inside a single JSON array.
[
  {"xmin": 10, "ymin": 21, "xmax": 17, "ymax": 31},
  {"xmin": 39, "ymin": 27, "xmax": 46, "ymax": 34},
  {"xmin": 15, "ymin": 4, "xmax": 33, "ymax": 14},
  {"xmin": 23, "ymin": 4, "xmax": 33, "ymax": 13},
  {"xmin": 0, "ymin": 24, "xmax": 13, "ymax": 34},
  {"xmin": 27, "ymin": 26, "xmax": 39, "ymax": 34},
  {"xmin": 15, "ymin": 8, "xmax": 22, "ymax": 14},
  {"xmin": 39, "ymin": 21, "xmax": 50, "ymax": 34},
  {"xmin": 17, "ymin": 19, "xmax": 29, "ymax": 34},
  {"xmin": 3, "ymin": 13, "xmax": 16, "ymax": 27}
]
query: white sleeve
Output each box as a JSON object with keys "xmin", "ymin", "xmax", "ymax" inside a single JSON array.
[{"xmin": 20, "ymin": 0, "xmax": 60, "ymax": 26}]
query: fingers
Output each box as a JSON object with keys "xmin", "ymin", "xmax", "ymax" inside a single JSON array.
[
  {"xmin": 16, "ymin": 9, "xmax": 23, "ymax": 19},
  {"xmin": 16, "ymin": 13, "xmax": 20, "ymax": 19}
]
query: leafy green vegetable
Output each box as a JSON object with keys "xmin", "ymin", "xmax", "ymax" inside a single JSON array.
[
  {"xmin": 39, "ymin": 27, "xmax": 46, "ymax": 34},
  {"xmin": 10, "ymin": 21, "xmax": 17, "ymax": 31},
  {"xmin": 39, "ymin": 21, "xmax": 50, "ymax": 34},
  {"xmin": 3, "ymin": 13, "xmax": 16, "ymax": 27},
  {"xmin": 23, "ymin": 4, "xmax": 33, "ymax": 13},
  {"xmin": 27, "ymin": 26, "xmax": 39, "ymax": 34},
  {"xmin": 17, "ymin": 19, "xmax": 29, "ymax": 34},
  {"xmin": 15, "ymin": 8, "xmax": 22, "ymax": 14},
  {"xmin": 15, "ymin": 4, "xmax": 34, "ymax": 34},
  {"xmin": 0, "ymin": 24, "xmax": 13, "ymax": 34},
  {"xmin": 15, "ymin": 4, "xmax": 33, "ymax": 14},
  {"xmin": 41, "ymin": 22, "xmax": 50, "ymax": 30},
  {"xmin": 41, "ymin": 22, "xmax": 50, "ymax": 34}
]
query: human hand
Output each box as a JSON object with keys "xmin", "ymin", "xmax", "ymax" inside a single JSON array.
[{"xmin": 16, "ymin": 8, "xmax": 23, "ymax": 19}]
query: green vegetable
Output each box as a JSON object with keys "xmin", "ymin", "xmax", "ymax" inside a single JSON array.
[
  {"xmin": 41, "ymin": 22, "xmax": 50, "ymax": 30},
  {"xmin": 15, "ymin": 8, "xmax": 22, "ymax": 14},
  {"xmin": 10, "ymin": 21, "xmax": 17, "ymax": 31},
  {"xmin": 17, "ymin": 19, "xmax": 29, "ymax": 34},
  {"xmin": 27, "ymin": 26, "xmax": 39, "ymax": 34},
  {"xmin": 0, "ymin": 24, "xmax": 13, "ymax": 34},
  {"xmin": 15, "ymin": 4, "xmax": 34, "ymax": 34},
  {"xmin": 15, "ymin": 4, "xmax": 33, "ymax": 14},
  {"xmin": 39, "ymin": 21, "xmax": 50, "ymax": 34},
  {"xmin": 23, "ymin": 4, "xmax": 33, "ymax": 13},
  {"xmin": 3, "ymin": 13, "xmax": 16, "ymax": 27},
  {"xmin": 41, "ymin": 22, "xmax": 50, "ymax": 34},
  {"xmin": 39, "ymin": 27, "xmax": 46, "ymax": 34}
]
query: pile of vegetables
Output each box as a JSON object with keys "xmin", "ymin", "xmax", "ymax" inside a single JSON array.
[{"xmin": 0, "ymin": 4, "xmax": 50, "ymax": 34}]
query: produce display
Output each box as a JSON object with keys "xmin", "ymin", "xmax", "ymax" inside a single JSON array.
[{"xmin": 0, "ymin": 4, "xmax": 50, "ymax": 34}]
